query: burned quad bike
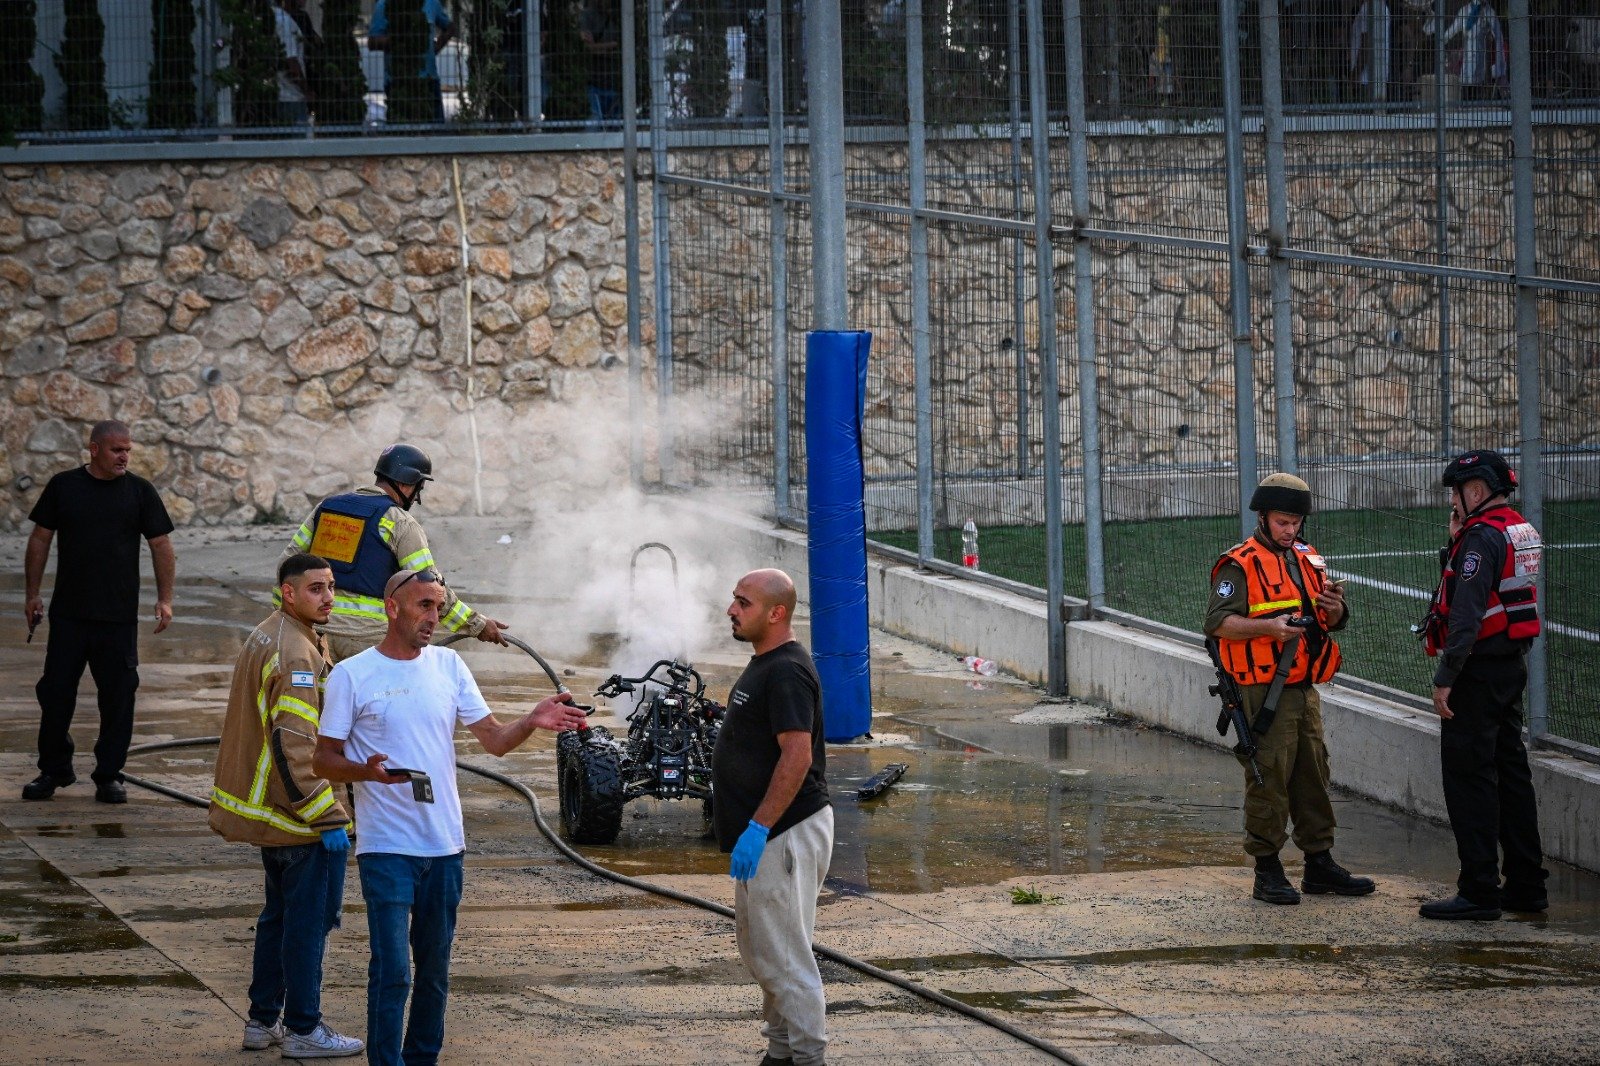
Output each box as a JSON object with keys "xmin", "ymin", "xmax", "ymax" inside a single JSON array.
[{"xmin": 556, "ymin": 659, "xmax": 725, "ymax": 845}]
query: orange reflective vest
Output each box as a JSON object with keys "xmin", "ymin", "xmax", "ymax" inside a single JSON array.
[
  {"xmin": 1423, "ymin": 505, "xmax": 1541, "ymax": 657},
  {"xmin": 1211, "ymin": 536, "xmax": 1341, "ymax": 686}
]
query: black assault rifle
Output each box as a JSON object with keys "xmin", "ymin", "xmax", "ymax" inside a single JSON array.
[{"xmin": 1207, "ymin": 637, "xmax": 1265, "ymax": 788}]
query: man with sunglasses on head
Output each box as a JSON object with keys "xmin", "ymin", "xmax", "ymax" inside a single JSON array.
[
  {"xmin": 281, "ymin": 443, "xmax": 508, "ymax": 662},
  {"xmin": 313, "ymin": 567, "xmax": 589, "ymax": 1066}
]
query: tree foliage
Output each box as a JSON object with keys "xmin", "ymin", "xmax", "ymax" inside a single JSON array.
[
  {"xmin": 149, "ymin": 0, "xmax": 198, "ymax": 129},
  {"xmin": 386, "ymin": 0, "xmax": 436, "ymax": 123},
  {"xmin": 317, "ymin": 0, "xmax": 367, "ymax": 125},
  {"xmin": 57, "ymin": 0, "xmax": 109, "ymax": 130},
  {"xmin": 0, "ymin": 0, "xmax": 45, "ymax": 140},
  {"xmin": 219, "ymin": 0, "xmax": 281, "ymax": 126}
]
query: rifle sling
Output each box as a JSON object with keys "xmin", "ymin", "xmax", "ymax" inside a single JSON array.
[{"xmin": 1253, "ymin": 633, "xmax": 1302, "ymax": 735}]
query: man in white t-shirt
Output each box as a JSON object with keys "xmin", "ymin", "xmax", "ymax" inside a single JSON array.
[{"xmin": 313, "ymin": 567, "xmax": 587, "ymax": 1066}]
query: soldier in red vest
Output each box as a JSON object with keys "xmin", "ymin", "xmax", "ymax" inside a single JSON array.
[{"xmin": 1417, "ymin": 449, "xmax": 1548, "ymax": 921}]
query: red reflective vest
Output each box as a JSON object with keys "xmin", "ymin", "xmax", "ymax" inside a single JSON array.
[
  {"xmin": 1423, "ymin": 505, "xmax": 1541, "ymax": 657},
  {"xmin": 1211, "ymin": 536, "xmax": 1341, "ymax": 686}
]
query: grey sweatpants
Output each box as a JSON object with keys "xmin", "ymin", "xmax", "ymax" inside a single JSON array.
[{"xmin": 734, "ymin": 806, "xmax": 834, "ymax": 1066}]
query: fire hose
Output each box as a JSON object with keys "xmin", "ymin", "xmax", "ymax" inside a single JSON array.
[{"xmin": 120, "ymin": 635, "xmax": 1092, "ymax": 1066}]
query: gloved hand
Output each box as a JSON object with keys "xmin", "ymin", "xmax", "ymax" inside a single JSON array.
[
  {"xmin": 729, "ymin": 820, "xmax": 769, "ymax": 882},
  {"xmin": 321, "ymin": 827, "xmax": 350, "ymax": 853}
]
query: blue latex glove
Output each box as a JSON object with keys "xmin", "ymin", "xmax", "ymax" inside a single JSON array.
[
  {"xmin": 729, "ymin": 820, "xmax": 769, "ymax": 882},
  {"xmin": 320, "ymin": 827, "xmax": 350, "ymax": 853}
]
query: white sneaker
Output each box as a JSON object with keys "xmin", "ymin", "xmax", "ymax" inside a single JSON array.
[
  {"xmin": 280, "ymin": 1023, "xmax": 364, "ymax": 1059},
  {"xmin": 242, "ymin": 1020, "xmax": 285, "ymax": 1050}
]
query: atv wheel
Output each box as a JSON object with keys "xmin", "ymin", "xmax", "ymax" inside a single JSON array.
[{"xmin": 559, "ymin": 735, "xmax": 625, "ymax": 844}]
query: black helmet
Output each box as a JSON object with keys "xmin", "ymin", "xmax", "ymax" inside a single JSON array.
[
  {"xmin": 1249, "ymin": 472, "xmax": 1312, "ymax": 516},
  {"xmin": 374, "ymin": 443, "xmax": 434, "ymax": 487},
  {"xmin": 1441, "ymin": 449, "xmax": 1516, "ymax": 496}
]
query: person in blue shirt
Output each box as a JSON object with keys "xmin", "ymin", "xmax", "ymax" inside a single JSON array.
[{"xmin": 369, "ymin": 0, "xmax": 456, "ymax": 123}]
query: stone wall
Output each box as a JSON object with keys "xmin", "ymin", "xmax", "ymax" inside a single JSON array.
[{"xmin": 0, "ymin": 153, "xmax": 652, "ymax": 528}]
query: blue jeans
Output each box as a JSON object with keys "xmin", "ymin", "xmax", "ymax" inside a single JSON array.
[
  {"xmin": 249, "ymin": 842, "xmax": 346, "ymax": 1036},
  {"xmin": 358, "ymin": 852, "xmax": 465, "ymax": 1066}
]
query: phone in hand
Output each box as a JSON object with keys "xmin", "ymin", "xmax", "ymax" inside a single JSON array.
[{"xmin": 382, "ymin": 766, "xmax": 435, "ymax": 804}]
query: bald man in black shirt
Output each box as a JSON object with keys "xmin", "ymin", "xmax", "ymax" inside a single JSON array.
[{"xmin": 22, "ymin": 420, "xmax": 175, "ymax": 804}]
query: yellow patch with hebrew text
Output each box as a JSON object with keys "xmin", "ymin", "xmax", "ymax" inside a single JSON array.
[{"xmin": 309, "ymin": 512, "xmax": 364, "ymax": 564}]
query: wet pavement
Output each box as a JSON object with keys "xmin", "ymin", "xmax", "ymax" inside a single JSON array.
[{"xmin": 2, "ymin": 520, "xmax": 1600, "ymax": 1064}]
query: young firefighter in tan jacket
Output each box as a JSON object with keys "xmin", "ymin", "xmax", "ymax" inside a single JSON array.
[{"xmin": 209, "ymin": 553, "xmax": 365, "ymax": 1059}]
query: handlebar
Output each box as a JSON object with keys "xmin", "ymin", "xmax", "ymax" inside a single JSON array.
[{"xmin": 596, "ymin": 658, "xmax": 705, "ymax": 700}]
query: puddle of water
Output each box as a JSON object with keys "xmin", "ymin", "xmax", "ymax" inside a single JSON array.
[
  {"xmin": 0, "ymin": 858, "xmax": 144, "ymax": 956},
  {"xmin": 866, "ymin": 952, "xmax": 1019, "ymax": 972},
  {"xmin": 938, "ymin": 987, "xmax": 1107, "ymax": 1015}
]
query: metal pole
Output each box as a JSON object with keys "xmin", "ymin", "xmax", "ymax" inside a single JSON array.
[
  {"xmin": 623, "ymin": 0, "xmax": 642, "ymax": 485},
  {"xmin": 1007, "ymin": 0, "xmax": 1030, "ymax": 479},
  {"xmin": 1062, "ymin": 0, "xmax": 1104, "ymax": 614},
  {"xmin": 1259, "ymin": 0, "xmax": 1296, "ymax": 475},
  {"xmin": 807, "ymin": 0, "xmax": 848, "ymax": 330},
  {"xmin": 1220, "ymin": 0, "xmax": 1260, "ymax": 538},
  {"xmin": 648, "ymin": 0, "xmax": 675, "ymax": 482},
  {"xmin": 527, "ymin": 0, "xmax": 542, "ymax": 124},
  {"xmin": 769, "ymin": 0, "xmax": 791, "ymax": 520},
  {"xmin": 909, "ymin": 0, "xmax": 934, "ymax": 564},
  {"xmin": 1026, "ymin": 0, "xmax": 1067, "ymax": 695},
  {"xmin": 1507, "ymin": 0, "xmax": 1546, "ymax": 738},
  {"xmin": 1434, "ymin": 3, "xmax": 1453, "ymax": 455}
]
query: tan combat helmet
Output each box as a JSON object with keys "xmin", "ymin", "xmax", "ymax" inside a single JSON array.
[{"xmin": 1249, "ymin": 472, "xmax": 1312, "ymax": 516}]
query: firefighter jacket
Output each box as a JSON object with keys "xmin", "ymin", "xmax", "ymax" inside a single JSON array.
[
  {"xmin": 1209, "ymin": 532, "xmax": 1342, "ymax": 687},
  {"xmin": 209, "ymin": 609, "xmax": 349, "ymax": 846},
  {"xmin": 280, "ymin": 486, "xmax": 485, "ymax": 647},
  {"xmin": 1423, "ymin": 504, "xmax": 1540, "ymax": 684}
]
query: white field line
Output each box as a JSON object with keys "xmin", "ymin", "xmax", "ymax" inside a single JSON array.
[
  {"xmin": 1328, "ymin": 568, "xmax": 1600, "ymax": 643},
  {"xmin": 1327, "ymin": 542, "xmax": 1600, "ymax": 561}
]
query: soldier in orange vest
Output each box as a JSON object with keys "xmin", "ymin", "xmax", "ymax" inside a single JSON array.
[
  {"xmin": 1205, "ymin": 473, "xmax": 1375, "ymax": 905},
  {"xmin": 1417, "ymin": 449, "xmax": 1548, "ymax": 921}
]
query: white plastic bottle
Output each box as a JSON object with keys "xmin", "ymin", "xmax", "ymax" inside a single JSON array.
[
  {"xmin": 960, "ymin": 655, "xmax": 998, "ymax": 677},
  {"xmin": 961, "ymin": 519, "xmax": 979, "ymax": 569}
]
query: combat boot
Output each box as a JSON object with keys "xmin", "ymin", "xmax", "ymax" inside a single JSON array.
[
  {"xmin": 1252, "ymin": 854, "xmax": 1300, "ymax": 905},
  {"xmin": 1301, "ymin": 850, "xmax": 1376, "ymax": 896}
]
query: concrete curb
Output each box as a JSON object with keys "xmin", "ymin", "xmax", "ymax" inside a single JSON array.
[{"xmin": 698, "ymin": 502, "xmax": 1600, "ymax": 875}]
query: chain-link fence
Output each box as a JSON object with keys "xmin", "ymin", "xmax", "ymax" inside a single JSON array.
[{"xmin": 643, "ymin": 0, "xmax": 1600, "ymax": 754}]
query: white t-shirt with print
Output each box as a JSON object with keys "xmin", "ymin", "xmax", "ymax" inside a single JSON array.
[{"xmin": 320, "ymin": 645, "xmax": 492, "ymax": 857}]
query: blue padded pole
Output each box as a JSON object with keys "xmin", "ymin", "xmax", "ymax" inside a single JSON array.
[{"xmin": 806, "ymin": 330, "xmax": 873, "ymax": 742}]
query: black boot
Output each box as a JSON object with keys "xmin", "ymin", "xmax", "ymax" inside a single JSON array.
[
  {"xmin": 1253, "ymin": 854, "xmax": 1301, "ymax": 905},
  {"xmin": 1301, "ymin": 850, "xmax": 1376, "ymax": 896}
]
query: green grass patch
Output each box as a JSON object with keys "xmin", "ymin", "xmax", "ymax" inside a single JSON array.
[{"xmin": 877, "ymin": 501, "xmax": 1600, "ymax": 746}]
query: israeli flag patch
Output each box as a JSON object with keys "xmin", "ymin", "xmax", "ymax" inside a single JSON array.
[
  {"xmin": 290, "ymin": 671, "xmax": 316, "ymax": 688},
  {"xmin": 1215, "ymin": 580, "xmax": 1235, "ymax": 598}
]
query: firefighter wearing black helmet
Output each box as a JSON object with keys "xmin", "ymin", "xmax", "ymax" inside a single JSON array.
[
  {"xmin": 1204, "ymin": 473, "xmax": 1375, "ymax": 906},
  {"xmin": 1417, "ymin": 449, "xmax": 1548, "ymax": 922},
  {"xmin": 279, "ymin": 444, "xmax": 509, "ymax": 661}
]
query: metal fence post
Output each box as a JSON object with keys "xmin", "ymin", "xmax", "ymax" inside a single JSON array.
[
  {"xmin": 1025, "ymin": 0, "xmax": 1067, "ymax": 695},
  {"xmin": 769, "ymin": 0, "xmax": 791, "ymax": 521},
  {"xmin": 623, "ymin": 0, "xmax": 643, "ymax": 486},
  {"xmin": 1434, "ymin": 4, "xmax": 1453, "ymax": 455},
  {"xmin": 1258, "ymin": 0, "xmax": 1297, "ymax": 476},
  {"xmin": 1007, "ymin": 0, "xmax": 1030, "ymax": 480},
  {"xmin": 908, "ymin": 0, "xmax": 934, "ymax": 564},
  {"xmin": 1507, "ymin": 0, "xmax": 1546, "ymax": 739},
  {"xmin": 647, "ymin": 0, "xmax": 675, "ymax": 481},
  {"xmin": 807, "ymin": 0, "xmax": 848, "ymax": 331},
  {"xmin": 1061, "ymin": 0, "xmax": 1104, "ymax": 614},
  {"xmin": 1219, "ymin": 0, "xmax": 1260, "ymax": 537},
  {"xmin": 526, "ymin": 0, "xmax": 542, "ymax": 123}
]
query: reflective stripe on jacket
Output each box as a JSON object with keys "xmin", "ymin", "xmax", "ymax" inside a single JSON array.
[
  {"xmin": 208, "ymin": 610, "xmax": 349, "ymax": 846},
  {"xmin": 1424, "ymin": 504, "xmax": 1541, "ymax": 657},
  {"xmin": 281, "ymin": 487, "xmax": 482, "ymax": 647},
  {"xmin": 1211, "ymin": 536, "xmax": 1341, "ymax": 686}
]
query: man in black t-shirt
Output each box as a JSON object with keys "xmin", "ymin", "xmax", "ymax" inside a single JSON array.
[
  {"xmin": 712, "ymin": 568, "xmax": 832, "ymax": 1066},
  {"xmin": 22, "ymin": 420, "xmax": 175, "ymax": 804}
]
